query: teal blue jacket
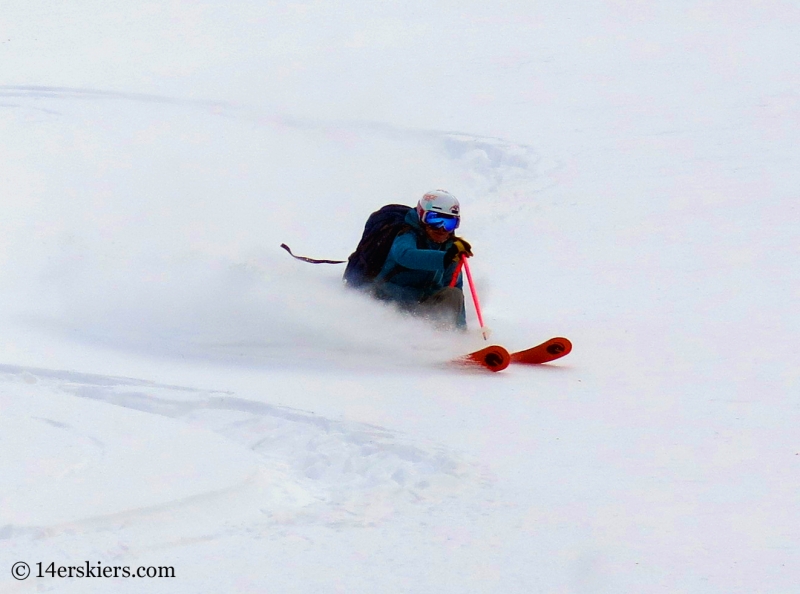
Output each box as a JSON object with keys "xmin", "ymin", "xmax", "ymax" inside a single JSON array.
[{"xmin": 373, "ymin": 209, "xmax": 463, "ymax": 304}]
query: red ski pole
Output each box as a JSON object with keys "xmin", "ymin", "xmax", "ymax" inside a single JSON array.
[
  {"xmin": 461, "ymin": 256, "xmax": 490, "ymax": 340},
  {"xmin": 449, "ymin": 257, "xmax": 464, "ymax": 288}
]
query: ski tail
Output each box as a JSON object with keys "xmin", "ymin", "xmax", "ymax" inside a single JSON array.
[
  {"xmin": 510, "ymin": 337, "xmax": 572, "ymax": 365},
  {"xmin": 455, "ymin": 344, "xmax": 511, "ymax": 372}
]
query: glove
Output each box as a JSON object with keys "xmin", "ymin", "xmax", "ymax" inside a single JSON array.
[{"xmin": 443, "ymin": 237, "xmax": 473, "ymax": 267}]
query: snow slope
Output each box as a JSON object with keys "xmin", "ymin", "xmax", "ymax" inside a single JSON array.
[{"xmin": 1, "ymin": 1, "xmax": 799, "ymax": 592}]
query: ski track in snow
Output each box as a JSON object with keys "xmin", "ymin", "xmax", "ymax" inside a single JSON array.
[
  {"xmin": 0, "ymin": 363, "xmax": 490, "ymax": 560},
  {"xmin": 0, "ymin": 84, "xmax": 559, "ymax": 199}
]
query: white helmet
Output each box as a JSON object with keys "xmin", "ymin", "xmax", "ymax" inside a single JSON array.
[{"xmin": 416, "ymin": 190, "xmax": 461, "ymax": 228}]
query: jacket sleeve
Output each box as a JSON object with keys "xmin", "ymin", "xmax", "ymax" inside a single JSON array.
[{"xmin": 389, "ymin": 232, "xmax": 446, "ymax": 271}]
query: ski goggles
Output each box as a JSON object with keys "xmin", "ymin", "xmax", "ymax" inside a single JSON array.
[{"xmin": 422, "ymin": 210, "xmax": 460, "ymax": 232}]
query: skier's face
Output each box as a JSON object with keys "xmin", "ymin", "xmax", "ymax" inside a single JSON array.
[{"xmin": 424, "ymin": 224, "xmax": 452, "ymax": 244}]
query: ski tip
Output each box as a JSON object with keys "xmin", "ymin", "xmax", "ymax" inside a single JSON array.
[
  {"xmin": 545, "ymin": 337, "xmax": 572, "ymax": 357},
  {"xmin": 510, "ymin": 337, "xmax": 572, "ymax": 365},
  {"xmin": 456, "ymin": 344, "xmax": 511, "ymax": 372}
]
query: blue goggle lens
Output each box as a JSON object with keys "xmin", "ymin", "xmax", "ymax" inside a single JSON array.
[{"xmin": 422, "ymin": 211, "xmax": 460, "ymax": 232}]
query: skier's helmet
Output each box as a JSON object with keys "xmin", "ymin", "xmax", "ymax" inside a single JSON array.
[{"xmin": 416, "ymin": 190, "xmax": 460, "ymax": 232}]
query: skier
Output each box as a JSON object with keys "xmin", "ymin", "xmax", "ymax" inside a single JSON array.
[
  {"xmin": 283, "ymin": 193, "xmax": 573, "ymax": 369},
  {"xmin": 369, "ymin": 190, "xmax": 473, "ymax": 330}
]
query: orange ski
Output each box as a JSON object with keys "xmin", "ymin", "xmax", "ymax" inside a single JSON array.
[
  {"xmin": 510, "ymin": 337, "xmax": 572, "ymax": 365},
  {"xmin": 457, "ymin": 344, "xmax": 511, "ymax": 372}
]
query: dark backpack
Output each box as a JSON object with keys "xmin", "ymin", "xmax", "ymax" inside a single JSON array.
[{"xmin": 343, "ymin": 204, "xmax": 413, "ymax": 288}]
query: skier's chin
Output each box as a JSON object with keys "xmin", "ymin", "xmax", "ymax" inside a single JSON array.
[{"xmin": 426, "ymin": 227, "xmax": 451, "ymax": 244}]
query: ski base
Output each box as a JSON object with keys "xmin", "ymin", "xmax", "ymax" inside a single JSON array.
[{"xmin": 510, "ymin": 337, "xmax": 572, "ymax": 365}]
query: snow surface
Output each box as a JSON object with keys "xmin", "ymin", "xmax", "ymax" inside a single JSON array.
[{"xmin": 1, "ymin": 1, "xmax": 799, "ymax": 592}]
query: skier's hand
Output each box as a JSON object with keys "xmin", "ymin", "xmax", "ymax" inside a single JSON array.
[
  {"xmin": 443, "ymin": 237, "xmax": 473, "ymax": 267},
  {"xmin": 453, "ymin": 237, "xmax": 473, "ymax": 257}
]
